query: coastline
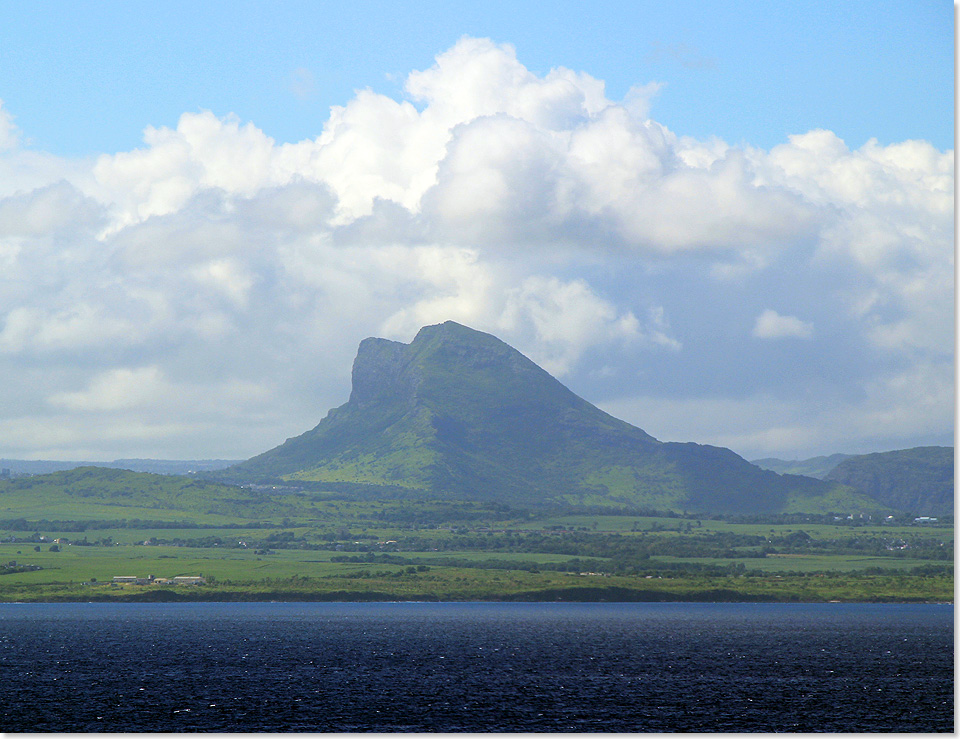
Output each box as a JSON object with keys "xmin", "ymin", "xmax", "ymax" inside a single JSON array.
[{"xmin": 1, "ymin": 584, "xmax": 951, "ymax": 605}]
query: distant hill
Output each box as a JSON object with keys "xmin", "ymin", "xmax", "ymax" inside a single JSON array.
[
  {"xmin": 0, "ymin": 466, "xmax": 303, "ymax": 523},
  {"xmin": 824, "ymin": 447, "xmax": 954, "ymax": 517},
  {"xmin": 0, "ymin": 459, "xmax": 242, "ymax": 476},
  {"xmin": 221, "ymin": 321, "xmax": 879, "ymax": 515},
  {"xmin": 751, "ymin": 454, "xmax": 854, "ymax": 479}
]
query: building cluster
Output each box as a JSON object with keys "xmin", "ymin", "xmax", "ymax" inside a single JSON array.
[{"xmin": 111, "ymin": 575, "xmax": 206, "ymax": 586}]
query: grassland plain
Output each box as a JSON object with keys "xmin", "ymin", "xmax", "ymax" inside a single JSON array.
[{"xmin": 0, "ymin": 505, "xmax": 950, "ymax": 603}]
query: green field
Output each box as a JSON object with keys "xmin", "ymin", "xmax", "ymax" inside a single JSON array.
[
  {"xmin": 0, "ymin": 466, "xmax": 949, "ymax": 603},
  {"xmin": 651, "ymin": 554, "xmax": 942, "ymax": 573},
  {"xmin": 0, "ymin": 504, "xmax": 950, "ymax": 603}
]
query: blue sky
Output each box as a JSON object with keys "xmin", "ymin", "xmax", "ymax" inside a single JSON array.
[
  {"xmin": 0, "ymin": 1, "xmax": 953, "ymax": 462},
  {"xmin": 1, "ymin": 1, "xmax": 951, "ymax": 155}
]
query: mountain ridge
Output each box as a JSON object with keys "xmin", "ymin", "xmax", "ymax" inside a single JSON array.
[{"xmin": 751, "ymin": 454, "xmax": 855, "ymax": 479}]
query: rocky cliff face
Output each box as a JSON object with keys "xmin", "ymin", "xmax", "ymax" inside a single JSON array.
[{"xmin": 349, "ymin": 337, "xmax": 421, "ymax": 409}]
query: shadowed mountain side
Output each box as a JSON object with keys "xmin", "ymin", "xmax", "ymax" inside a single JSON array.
[
  {"xmin": 824, "ymin": 447, "xmax": 954, "ymax": 517},
  {"xmin": 223, "ymin": 322, "xmax": 880, "ymax": 514}
]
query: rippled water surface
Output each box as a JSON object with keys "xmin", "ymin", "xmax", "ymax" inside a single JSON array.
[{"xmin": 0, "ymin": 602, "xmax": 952, "ymax": 732}]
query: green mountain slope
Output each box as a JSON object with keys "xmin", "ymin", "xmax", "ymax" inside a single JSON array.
[
  {"xmin": 225, "ymin": 321, "xmax": 879, "ymax": 514},
  {"xmin": 824, "ymin": 447, "xmax": 954, "ymax": 517}
]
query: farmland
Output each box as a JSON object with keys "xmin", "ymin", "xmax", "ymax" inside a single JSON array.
[{"xmin": 0, "ymin": 500, "xmax": 950, "ymax": 603}]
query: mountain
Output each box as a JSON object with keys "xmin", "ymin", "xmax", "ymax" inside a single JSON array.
[
  {"xmin": 824, "ymin": 447, "xmax": 954, "ymax": 517},
  {"xmin": 751, "ymin": 454, "xmax": 854, "ymax": 479},
  {"xmin": 224, "ymin": 321, "xmax": 878, "ymax": 514},
  {"xmin": 0, "ymin": 459, "xmax": 242, "ymax": 476}
]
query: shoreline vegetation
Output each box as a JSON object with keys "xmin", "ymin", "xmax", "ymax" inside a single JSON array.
[{"xmin": 2, "ymin": 578, "xmax": 952, "ymax": 605}]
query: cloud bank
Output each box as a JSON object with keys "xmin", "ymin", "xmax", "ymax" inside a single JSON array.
[{"xmin": 0, "ymin": 38, "xmax": 952, "ymax": 460}]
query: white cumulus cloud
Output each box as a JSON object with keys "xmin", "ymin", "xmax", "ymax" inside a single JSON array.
[
  {"xmin": 0, "ymin": 99, "xmax": 20, "ymax": 151},
  {"xmin": 752, "ymin": 309, "xmax": 814, "ymax": 340},
  {"xmin": 0, "ymin": 37, "xmax": 951, "ymax": 460},
  {"xmin": 48, "ymin": 366, "xmax": 171, "ymax": 412}
]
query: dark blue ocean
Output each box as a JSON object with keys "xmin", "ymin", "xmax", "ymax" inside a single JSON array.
[{"xmin": 0, "ymin": 601, "xmax": 951, "ymax": 732}]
